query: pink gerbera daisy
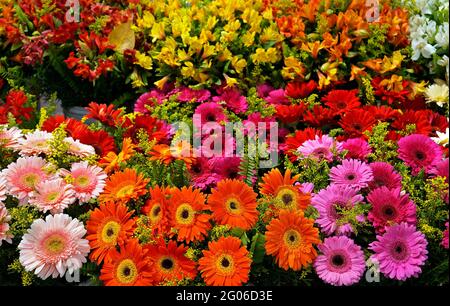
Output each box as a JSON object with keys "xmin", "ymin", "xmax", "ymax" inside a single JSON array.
[
  {"xmin": 314, "ymin": 236, "xmax": 365, "ymax": 286},
  {"xmin": 369, "ymin": 223, "xmax": 428, "ymax": 281},
  {"xmin": 29, "ymin": 178, "xmax": 76, "ymax": 214},
  {"xmin": 312, "ymin": 184, "xmax": 364, "ymax": 236},
  {"xmin": 64, "ymin": 137, "xmax": 96, "ymax": 157},
  {"xmin": 209, "ymin": 156, "xmax": 244, "ymax": 180},
  {"xmin": 442, "ymin": 222, "xmax": 449, "ymax": 249},
  {"xmin": 397, "ymin": 134, "xmax": 442, "ymax": 175},
  {"xmin": 18, "ymin": 213, "xmax": 90, "ymax": 280},
  {"xmin": 330, "ymin": 159, "xmax": 373, "ymax": 191},
  {"xmin": 0, "ymin": 176, "xmax": 7, "ymax": 202},
  {"xmin": 1, "ymin": 156, "xmax": 54, "ymax": 203},
  {"xmin": 342, "ymin": 138, "xmax": 372, "ymax": 161},
  {"xmin": 178, "ymin": 87, "xmax": 211, "ymax": 102},
  {"xmin": 134, "ymin": 90, "xmax": 166, "ymax": 114},
  {"xmin": 212, "ymin": 88, "xmax": 248, "ymax": 114},
  {"xmin": 59, "ymin": 161, "xmax": 107, "ymax": 203},
  {"xmin": 0, "ymin": 204, "xmax": 13, "ymax": 246},
  {"xmin": 0, "ymin": 125, "xmax": 23, "ymax": 150},
  {"xmin": 264, "ymin": 88, "xmax": 289, "ymax": 105},
  {"xmin": 194, "ymin": 102, "xmax": 228, "ymax": 126},
  {"xmin": 368, "ymin": 162, "xmax": 403, "ymax": 191},
  {"xmin": 430, "ymin": 158, "xmax": 449, "ymax": 184},
  {"xmin": 189, "ymin": 157, "xmax": 223, "ymax": 190},
  {"xmin": 297, "ymin": 135, "xmax": 342, "ymax": 162},
  {"xmin": 18, "ymin": 130, "xmax": 52, "ymax": 156},
  {"xmin": 367, "ymin": 187, "xmax": 417, "ymax": 233}
]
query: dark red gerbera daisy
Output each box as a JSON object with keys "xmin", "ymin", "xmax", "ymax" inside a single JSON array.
[
  {"xmin": 275, "ymin": 103, "xmax": 306, "ymax": 124},
  {"xmin": 391, "ymin": 110, "xmax": 432, "ymax": 136},
  {"xmin": 41, "ymin": 115, "xmax": 67, "ymax": 132},
  {"xmin": 303, "ymin": 105, "xmax": 336, "ymax": 127},
  {"xmin": 425, "ymin": 110, "xmax": 448, "ymax": 136},
  {"xmin": 339, "ymin": 109, "xmax": 376, "ymax": 138},
  {"xmin": 284, "ymin": 128, "xmax": 322, "ymax": 161},
  {"xmin": 285, "ymin": 80, "xmax": 317, "ymax": 99},
  {"xmin": 363, "ymin": 105, "xmax": 400, "ymax": 122},
  {"xmin": 73, "ymin": 129, "xmax": 116, "ymax": 157},
  {"xmin": 322, "ymin": 89, "xmax": 361, "ymax": 115}
]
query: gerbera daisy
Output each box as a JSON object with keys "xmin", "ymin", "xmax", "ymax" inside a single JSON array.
[
  {"xmin": 285, "ymin": 80, "xmax": 317, "ymax": 99},
  {"xmin": 134, "ymin": 90, "xmax": 166, "ymax": 114},
  {"xmin": 177, "ymin": 87, "xmax": 211, "ymax": 103},
  {"xmin": 17, "ymin": 130, "xmax": 52, "ymax": 156},
  {"xmin": 312, "ymin": 184, "xmax": 364, "ymax": 236},
  {"xmin": 85, "ymin": 102, "xmax": 123, "ymax": 127},
  {"xmin": 369, "ymin": 223, "xmax": 428, "ymax": 281},
  {"xmin": 0, "ymin": 204, "xmax": 13, "ymax": 246},
  {"xmin": 212, "ymin": 88, "xmax": 248, "ymax": 114},
  {"xmin": 60, "ymin": 161, "xmax": 107, "ymax": 203},
  {"xmin": 303, "ymin": 105, "xmax": 336, "ymax": 128},
  {"xmin": 0, "ymin": 176, "xmax": 7, "ymax": 202},
  {"xmin": 442, "ymin": 222, "xmax": 449, "ymax": 249},
  {"xmin": 284, "ymin": 128, "xmax": 322, "ymax": 161},
  {"xmin": 314, "ymin": 236, "xmax": 365, "ymax": 286},
  {"xmin": 1, "ymin": 156, "xmax": 54, "ymax": 203},
  {"xmin": 265, "ymin": 209, "xmax": 320, "ymax": 271},
  {"xmin": 188, "ymin": 157, "xmax": 223, "ymax": 190},
  {"xmin": 18, "ymin": 214, "xmax": 90, "ymax": 280},
  {"xmin": 367, "ymin": 187, "xmax": 417, "ymax": 233},
  {"xmin": 64, "ymin": 136, "xmax": 96, "ymax": 158},
  {"xmin": 264, "ymin": 88, "xmax": 289, "ymax": 105},
  {"xmin": 29, "ymin": 178, "xmax": 76, "ymax": 214},
  {"xmin": 297, "ymin": 134, "xmax": 342, "ymax": 162},
  {"xmin": 330, "ymin": 159, "xmax": 373, "ymax": 191},
  {"xmin": 208, "ymin": 179, "xmax": 258, "ymax": 231},
  {"xmin": 275, "ymin": 103, "xmax": 306, "ymax": 124},
  {"xmin": 424, "ymin": 83, "xmax": 449, "ymax": 107},
  {"xmin": 322, "ymin": 89, "xmax": 361, "ymax": 115},
  {"xmin": 342, "ymin": 138, "xmax": 372, "ymax": 161},
  {"xmin": 86, "ymin": 202, "xmax": 136, "ymax": 264},
  {"xmin": 141, "ymin": 185, "xmax": 173, "ymax": 237},
  {"xmin": 99, "ymin": 168, "xmax": 149, "ymax": 205},
  {"xmin": 147, "ymin": 239, "xmax": 197, "ymax": 284},
  {"xmin": 339, "ymin": 109, "xmax": 376, "ymax": 138},
  {"xmin": 391, "ymin": 110, "xmax": 432, "ymax": 136},
  {"xmin": 398, "ymin": 134, "xmax": 443, "ymax": 175},
  {"xmin": 169, "ymin": 186, "xmax": 211, "ymax": 243},
  {"xmin": 211, "ymin": 157, "xmax": 244, "ymax": 181},
  {"xmin": 0, "ymin": 125, "xmax": 23, "ymax": 150},
  {"xmin": 99, "ymin": 137, "xmax": 135, "ymax": 174},
  {"xmin": 122, "ymin": 115, "xmax": 171, "ymax": 145},
  {"xmin": 364, "ymin": 105, "xmax": 399, "ymax": 122},
  {"xmin": 368, "ymin": 162, "xmax": 403, "ymax": 190},
  {"xmin": 194, "ymin": 102, "xmax": 228, "ymax": 126},
  {"xmin": 259, "ymin": 168, "xmax": 310, "ymax": 211},
  {"xmin": 99, "ymin": 239, "xmax": 154, "ymax": 286},
  {"xmin": 198, "ymin": 236, "xmax": 251, "ymax": 286}
]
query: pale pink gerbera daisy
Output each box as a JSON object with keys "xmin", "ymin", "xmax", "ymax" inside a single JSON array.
[
  {"xmin": 1, "ymin": 156, "xmax": 54, "ymax": 203},
  {"xmin": 0, "ymin": 204, "xmax": 13, "ymax": 246},
  {"xmin": 29, "ymin": 178, "xmax": 76, "ymax": 214},
  {"xmin": 397, "ymin": 134, "xmax": 442, "ymax": 175},
  {"xmin": 18, "ymin": 213, "xmax": 90, "ymax": 280},
  {"xmin": 59, "ymin": 161, "xmax": 107, "ymax": 203},
  {"xmin": 0, "ymin": 176, "xmax": 7, "ymax": 202},
  {"xmin": 64, "ymin": 137, "xmax": 96, "ymax": 157},
  {"xmin": 18, "ymin": 130, "xmax": 52, "ymax": 156},
  {"xmin": 330, "ymin": 159, "xmax": 373, "ymax": 191},
  {"xmin": 297, "ymin": 134, "xmax": 342, "ymax": 162},
  {"xmin": 0, "ymin": 125, "xmax": 23, "ymax": 150},
  {"xmin": 314, "ymin": 236, "xmax": 366, "ymax": 286},
  {"xmin": 369, "ymin": 223, "xmax": 428, "ymax": 281}
]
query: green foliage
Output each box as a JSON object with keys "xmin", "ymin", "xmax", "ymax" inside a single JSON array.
[
  {"xmin": 7, "ymin": 259, "xmax": 36, "ymax": 286},
  {"xmin": 238, "ymin": 154, "xmax": 258, "ymax": 187},
  {"xmin": 8, "ymin": 206, "xmax": 41, "ymax": 238},
  {"xmin": 150, "ymin": 96, "xmax": 196, "ymax": 122},
  {"xmin": 365, "ymin": 122, "xmax": 398, "ymax": 162},
  {"xmin": 335, "ymin": 202, "xmax": 371, "ymax": 236},
  {"xmin": 245, "ymin": 87, "xmax": 275, "ymax": 117},
  {"xmin": 285, "ymin": 156, "xmax": 331, "ymax": 192}
]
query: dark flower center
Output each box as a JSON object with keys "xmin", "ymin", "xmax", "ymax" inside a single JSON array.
[
  {"xmin": 382, "ymin": 205, "xmax": 396, "ymax": 219},
  {"xmin": 415, "ymin": 151, "xmax": 425, "ymax": 161},
  {"xmin": 181, "ymin": 209, "xmax": 190, "ymax": 219},
  {"xmin": 153, "ymin": 206, "xmax": 161, "ymax": 217},
  {"xmin": 332, "ymin": 254, "xmax": 345, "ymax": 267},
  {"xmin": 346, "ymin": 173, "xmax": 356, "ymax": 181},
  {"xmin": 206, "ymin": 114, "xmax": 216, "ymax": 122},
  {"xmin": 337, "ymin": 102, "xmax": 346, "ymax": 109},
  {"xmin": 229, "ymin": 201, "xmax": 237, "ymax": 210},
  {"xmin": 282, "ymin": 194, "xmax": 293, "ymax": 205},
  {"xmin": 106, "ymin": 228, "xmax": 114, "ymax": 237},
  {"xmin": 123, "ymin": 267, "xmax": 131, "ymax": 276},
  {"xmin": 353, "ymin": 124, "xmax": 362, "ymax": 131},
  {"xmin": 289, "ymin": 235, "xmax": 296, "ymax": 242},
  {"xmin": 162, "ymin": 258, "xmax": 174, "ymax": 270},
  {"xmin": 221, "ymin": 258, "xmax": 230, "ymax": 268}
]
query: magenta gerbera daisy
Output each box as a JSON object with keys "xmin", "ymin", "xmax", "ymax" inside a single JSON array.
[
  {"xmin": 178, "ymin": 87, "xmax": 211, "ymax": 102},
  {"xmin": 312, "ymin": 184, "xmax": 364, "ymax": 236},
  {"xmin": 212, "ymin": 88, "xmax": 248, "ymax": 114},
  {"xmin": 430, "ymin": 158, "xmax": 449, "ymax": 184},
  {"xmin": 0, "ymin": 204, "xmax": 13, "ymax": 246},
  {"xmin": 330, "ymin": 159, "xmax": 373, "ymax": 191},
  {"xmin": 397, "ymin": 134, "xmax": 442, "ymax": 175},
  {"xmin": 1, "ymin": 156, "xmax": 54, "ymax": 203},
  {"xmin": 367, "ymin": 187, "xmax": 416, "ymax": 233},
  {"xmin": 59, "ymin": 161, "xmax": 107, "ymax": 203},
  {"xmin": 29, "ymin": 178, "xmax": 76, "ymax": 214},
  {"xmin": 18, "ymin": 130, "xmax": 52, "ymax": 156},
  {"xmin": 134, "ymin": 90, "xmax": 166, "ymax": 114},
  {"xmin": 18, "ymin": 213, "xmax": 90, "ymax": 280},
  {"xmin": 342, "ymin": 138, "xmax": 372, "ymax": 161},
  {"xmin": 194, "ymin": 102, "xmax": 228, "ymax": 126},
  {"xmin": 368, "ymin": 162, "xmax": 403, "ymax": 191},
  {"xmin": 369, "ymin": 223, "xmax": 428, "ymax": 281},
  {"xmin": 297, "ymin": 135, "xmax": 342, "ymax": 162},
  {"xmin": 314, "ymin": 236, "xmax": 366, "ymax": 286}
]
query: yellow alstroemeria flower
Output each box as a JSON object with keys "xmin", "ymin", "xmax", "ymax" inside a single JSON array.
[
  {"xmin": 241, "ymin": 32, "xmax": 255, "ymax": 47},
  {"xmin": 151, "ymin": 22, "xmax": 166, "ymax": 42},
  {"xmin": 231, "ymin": 57, "xmax": 247, "ymax": 74},
  {"xmin": 135, "ymin": 51, "xmax": 153, "ymax": 70},
  {"xmin": 181, "ymin": 62, "xmax": 196, "ymax": 78},
  {"xmin": 281, "ymin": 56, "xmax": 305, "ymax": 80}
]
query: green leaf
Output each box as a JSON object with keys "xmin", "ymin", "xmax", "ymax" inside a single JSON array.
[{"xmin": 250, "ymin": 232, "xmax": 266, "ymax": 264}]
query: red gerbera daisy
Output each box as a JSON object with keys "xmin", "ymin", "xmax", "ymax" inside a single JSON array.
[
  {"xmin": 73, "ymin": 129, "xmax": 117, "ymax": 157},
  {"xmin": 339, "ymin": 109, "xmax": 376, "ymax": 138},
  {"xmin": 285, "ymin": 80, "xmax": 317, "ymax": 99},
  {"xmin": 303, "ymin": 105, "xmax": 336, "ymax": 128},
  {"xmin": 275, "ymin": 103, "xmax": 306, "ymax": 124},
  {"xmin": 85, "ymin": 102, "xmax": 123, "ymax": 127},
  {"xmin": 363, "ymin": 105, "xmax": 400, "ymax": 122},
  {"xmin": 322, "ymin": 89, "xmax": 361, "ymax": 115},
  {"xmin": 122, "ymin": 115, "xmax": 170, "ymax": 145},
  {"xmin": 391, "ymin": 110, "xmax": 432, "ymax": 136},
  {"xmin": 425, "ymin": 110, "xmax": 448, "ymax": 135}
]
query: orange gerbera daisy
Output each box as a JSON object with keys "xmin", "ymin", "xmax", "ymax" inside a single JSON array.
[
  {"xmin": 99, "ymin": 137, "xmax": 135, "ymax": 174},
  {"xmin": 259, "ymin": 168, "xmax": 310, "ymax": 211},
  {"xmin": 265, "ymin": 209, "xmax": 320, "ymax": 271},
  {"xmin": 207, "ymin": 179, "xmax": 258, "ymax": 230},
  {"xmin": 168, "ymin": 186, "xmax": 211, "ymax": 243},
  {"xmin": 86, "ymin": 201, "xmax": 136, "ymax": 264},
  {"xmin": 141, "ymin": 185, "xmax": 174, "ymax": 237},
  {"xmin": 198, "ymin": 236, "xmax": 251, "ymax": 286},
  {"xmin": 99, "ymin": 168, "xmax": 149, "ymax": 205},
  {"xmin": 99, "ymin": 239, "xmax": 154, "ymax": 286},
  {"xmin": 146, "ymin": 239, "xmax": 197, "ymax": 284}
]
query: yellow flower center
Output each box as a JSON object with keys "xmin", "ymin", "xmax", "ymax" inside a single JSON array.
[
  {"xmin": 216, "ymin": 254, "xmax": 235, "ymax": 275},
  {"xmin": 225, "ymin": 197, "xmax": 242, "ymax": 214},
  {"xmin": 276, "ymin": 187, "xmax": 297, "ymax": 210},
  {"xmin": 116, "ymin": 184, "xmax": 134, "ymax": 198},
  {"xmin": 175, "ymin": 203, "xmax": 195, "ymax": 225},
  {"xmin": 158, "ymin": 256, "xmax": 175, "ymax": 273},
  {"xmin": 101, "ymin": 220, "xmax": 121, "ymax": 244},
  {"xmin": 43, "ymin": 234, "xmax": 66, "ymax": 254},
  {"xmin": 75, "ymin": 175, "xmax": 90, "ymax": 187},
  {"xmin": 46, "ymin": 191, "xmax": 61, "ymax": 203},
  {"xmin": 116, "ymin": 259, "xmax": 138, "ymax": 284},
  {"xmin": 149, "ymin": 203, "xmax": 162, "ymax": 224},
  {"xmin": 22, "ymin": 173, "xmax": 39, "ymax": 188},
  {"xmin": 283, "ymin": 229, "xmax": 302, "ymax": 250}
]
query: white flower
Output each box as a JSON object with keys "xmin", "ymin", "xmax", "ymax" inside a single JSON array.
[
  {"xmin": 424, "ymin": 81, "xmax": 449, "ymax": 107},
  {"xmin": 432, "ymin": 128, "xmax": 449, "ymax": 147},
  {"xmin": 412, "ymin": 38, "xmax": 437, "ymax": 60},
  {"xmin": 435, "ymin": 23, "xmax": 449, "ymax": 48},
  {"xmin": 18, "ymin": 130, "xmax": 52, "ymax": 156}
]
